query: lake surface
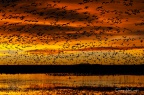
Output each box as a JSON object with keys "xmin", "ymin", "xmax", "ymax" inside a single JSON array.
[{"xmin": 0, "ymin": 74, "xmax": 143, "ymax": 94}]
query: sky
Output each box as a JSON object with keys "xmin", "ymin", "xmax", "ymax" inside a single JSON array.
[{"xmin": 0, "ymin": 0, "xmax": 143, "ymax": 65}]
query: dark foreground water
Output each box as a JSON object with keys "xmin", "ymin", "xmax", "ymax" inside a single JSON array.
[{"xmin": 0, "ymin": 74, "xmax": 144, "ymax": 94}]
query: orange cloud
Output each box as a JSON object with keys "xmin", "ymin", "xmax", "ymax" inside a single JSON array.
[{"xmin": 25, "ymin": 46, "xmax": 144, "ymax": 55}]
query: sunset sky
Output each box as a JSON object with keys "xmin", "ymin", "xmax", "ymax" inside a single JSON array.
[{"xmin": 0, "ymin": 0, "xmax": 143, "ymax": 65}]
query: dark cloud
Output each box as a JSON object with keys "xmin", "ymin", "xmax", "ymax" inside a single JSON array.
[
  {"xmin": 9, "ymin": 6, "xmax": 97, "ymax": 23},
  {"xmin": 1, "ymin": 0, "xmax": 20, "ymax": 4},
  {"xmin": 0, "ymin": 23, "xmax": 121, "ymax": 40}
]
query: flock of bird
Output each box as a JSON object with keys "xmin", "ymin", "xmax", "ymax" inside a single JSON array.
[{"xmin": 0, "ymin": 0, "xmax": 143, "ymax": 65}]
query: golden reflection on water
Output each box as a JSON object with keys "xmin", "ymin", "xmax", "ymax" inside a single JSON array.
[{"xmin": 0, "ymin": 74, "xmax": 143, "ymax": 94}]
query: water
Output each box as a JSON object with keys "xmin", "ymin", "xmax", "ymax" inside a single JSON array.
[{"xmin": 0, "ymin": 74, "xmax": 143, "ymax": 94}]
